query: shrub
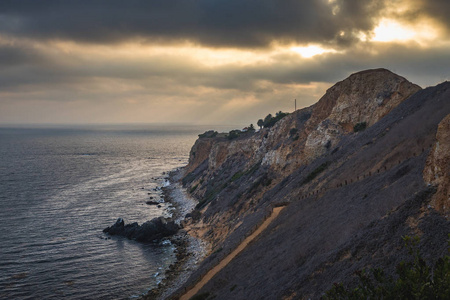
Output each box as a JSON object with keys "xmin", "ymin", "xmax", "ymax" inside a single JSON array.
[
  {"xmin": 230, "ymin": 161, "xmax": 261, "ymax": 183},
  {"xmin": 190, "ymin": 209, "xmax": 202, "ymax": 221},
  {"xmin": 231, "ymin": 171, "xmax": 245, "ymax": 182},
  {"xmin": 354, "ymin": 122, "xmax": 367, "ymax": 132},
  {"xmin": 189, "ymin": 184, "xmax": 198, "ymax": 193},
  {"xmin": 263, "ymin": 113, "xmax": 273, "ymax": 127},
  {"xmin": 289, "ymin": 128, "xmax": 298, "ymax": 136},
  {"xmin": 198, "ymin": 130, "xmax": 218, "ymax": 138},
  {"xmin": 302, "ymin": 162, "xmax": 330, "ymax": 184},
  {"xmin": 264, "ymin": 111, "xmax": 289, "ymax": 128},
  {"xmin": 324, "ymin": 235, "xmax": 450, "ymax": 299},
  {"xmin": 226, "ymin": 130, "xmax": 240, "ymax": 140}
]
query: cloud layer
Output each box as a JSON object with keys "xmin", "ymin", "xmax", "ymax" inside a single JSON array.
[
  {"xmin": 0, "ymin": 0, "xmax": 387, "ymax": 47},
  {"xmin": 0, "ymin": 0, "xmax": 449, "ymax": 125}
]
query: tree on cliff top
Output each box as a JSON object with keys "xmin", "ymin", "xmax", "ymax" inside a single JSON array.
[
  {"xmin": 257, "ymin": 119, "xmax": 264, "ymax": 129},
  {"xmin": 263, "ymin": 111, "xmax": 288, "ymax": 128}
]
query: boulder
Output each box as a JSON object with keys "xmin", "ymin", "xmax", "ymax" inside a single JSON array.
[{"xmin": 103, "ymin": 217, "xmax": 179, "ymax": 242}]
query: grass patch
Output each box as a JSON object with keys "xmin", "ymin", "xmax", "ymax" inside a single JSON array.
[
  {"xmin": 189, "ymin": 184, "xmax": 199, "ymax": 193},
  {"xmin": 231, "ymin": 171, "xmax": 245, "ymax": 182},
  {"xmin": 302, "ymin": 162, "xmax": 330, "ymax": 184},
  {"xmin": 196, "ymin": 183, "xmax": 226, "ymax": 209},
  {"xmin": 324, "ymin": 235, "xmax": 450, "ymax": 299},
  {"xmin": 231, "ymin": 161, "xmax": 261, "ymax": 182}
]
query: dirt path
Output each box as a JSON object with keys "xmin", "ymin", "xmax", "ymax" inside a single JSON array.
[{"xmin": 180, "ymin": 206, "xmax": 285, "ymax": 300}]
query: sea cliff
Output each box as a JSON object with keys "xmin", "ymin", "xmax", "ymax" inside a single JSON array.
[{"xmin": 152, "ymin": 69, "xmax": 450, "ymax": 299}]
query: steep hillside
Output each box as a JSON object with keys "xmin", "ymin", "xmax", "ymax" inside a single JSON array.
[{"xmin": 171, "ymin": 70, "xmax": 449, "ymax": 299}]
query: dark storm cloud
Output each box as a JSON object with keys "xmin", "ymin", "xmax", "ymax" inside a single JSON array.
[
  {"xmin": 415, "ymin": 0, "xmax": 450, "ymax": 31},
  {"xmin": 0, "ymin": 44, "xmax": 46, "ymax": 67},
  {"xmin": 0, "ymin": 0, "xmax": 387, "ymax": 48}
]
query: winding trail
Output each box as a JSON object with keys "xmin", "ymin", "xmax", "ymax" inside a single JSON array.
[{"xmin": 180, "ymin": 206, "xmax": 285, "ymax": 300}]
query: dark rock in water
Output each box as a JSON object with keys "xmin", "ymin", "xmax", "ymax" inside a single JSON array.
[
  {"xmin": 157, "ymin": 205, "xmax": 162, "ymax": 208},
  {"xmin": 103, "ymin": 217, "xmax": 179, "ymax": 243},
  {"xmin": 146, "ymin": 200, "xmax": 159, "ymax": 205}
]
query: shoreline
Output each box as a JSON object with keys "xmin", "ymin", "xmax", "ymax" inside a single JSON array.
[{"xmin": 142, "ymin": 168, "xmax": 208, "ymax": 300}]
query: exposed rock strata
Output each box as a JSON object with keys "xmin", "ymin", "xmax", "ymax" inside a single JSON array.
[
  {"xmin": 424, "ymin": 113, "xmax": 450, "ymax": 215},
  {"xmin": 170, "ymin": 71, "xmax": 449, "ymax": 300},
  {"xmin": 183, "ymin": 69, "xmax": 422, "ymax": 247}
]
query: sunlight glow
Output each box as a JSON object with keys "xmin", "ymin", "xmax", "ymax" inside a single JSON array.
[
  {"xmin": 372, "ymin": 19, "xmax": 438, "ymax": 43},
  {"xmin": 290, "ymin": 45, "xmax": 337, "ymax": 58},
  {"xmin": 373, "ymin": 19, "xmax": 415, "ymax": 42}
]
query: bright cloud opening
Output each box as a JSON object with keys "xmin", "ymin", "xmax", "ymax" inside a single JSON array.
[
  {"xmin": 290, "ymin": 45, "xmax": 337, "ymax": 58},
  {"xmin": 372, "ymin": 18, "xmax": 438, "ymax": 43}
]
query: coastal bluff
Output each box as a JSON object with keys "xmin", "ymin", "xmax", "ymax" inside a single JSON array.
[{"xmin": 160, "ymin": 69, "xmax": 450, "ymax": 299}]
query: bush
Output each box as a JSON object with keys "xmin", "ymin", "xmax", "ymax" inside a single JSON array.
[
  {"xmin": 189, "ymin": 184, "xmax": 198, "ymax": 193},
  {"xmin": 198, "ymin": 130, "xmax": 218, "ymax": 138},
  {"xmin": 302, "ymin": 162, "xmax": 330, "ymax": 184},
  {"xmin": 226, "ymin": 130, "xmax": 240, "ymax": 140},
  {"xmin": 289, "ymin": 128, "xmax": 298, "ymax": 136},
  {"xmin": 264, "ymin": 111, "xmax": 289, "ymax": 128},
  {"xmin": 231, "ymin": 171, "xmax": 245, "ymax": 182},
  {"xmin": 230, "ymin": 162, "xmax": 261, "ymax": 183},
  {"xmin": 324, "ymin": 235, "xmax": 450, "ymax": 299},
  {"xmin": 190, "ymin": 209, "xmax": 202, "ymax": 221},
  {"xmin": 354, "ymin": 122, "xmax": 367, "ymax": 132}
]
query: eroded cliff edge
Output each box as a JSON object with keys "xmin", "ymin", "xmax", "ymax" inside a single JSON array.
[{"xmin": 173, "ymin": 69, "xmax": 450, "ymax": 299}]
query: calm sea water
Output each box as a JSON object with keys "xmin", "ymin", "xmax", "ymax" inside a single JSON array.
[{"xmin": 0, "ymin": 125, "xmax": 225, "ymax": 300}]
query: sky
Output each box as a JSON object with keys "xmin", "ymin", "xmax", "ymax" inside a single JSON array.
[{"xmin": 0, "ymin": 0, "xmax": 449, "ymax": 126}]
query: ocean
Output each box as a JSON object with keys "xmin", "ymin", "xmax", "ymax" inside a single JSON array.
[{"xmin": 0, "ymin": 125, "xmax": 225, "ymax": 299}]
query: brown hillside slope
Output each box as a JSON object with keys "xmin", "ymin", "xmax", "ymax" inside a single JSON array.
[
  {"xmin": 181, "ymin": 69, "xmax": 421, "ymax": 249},
  {"xmin": 172, "ymin": 73, "xmax": 449, "ymax": 300}
]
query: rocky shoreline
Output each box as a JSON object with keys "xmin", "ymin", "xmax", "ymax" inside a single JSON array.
[{"xmin": 141, "ymin": 168, "xmax": 208, "ymax": 300}]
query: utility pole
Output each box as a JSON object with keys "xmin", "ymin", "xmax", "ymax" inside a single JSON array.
[{"xmin": 295, "ymin": 99, "xmax": 297, "ymax": 111}]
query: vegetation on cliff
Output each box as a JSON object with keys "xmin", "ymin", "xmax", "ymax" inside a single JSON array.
[
  {"xmin": 325, "ymin": 236, "xmax": 450, "ymax": 299},
  {"xmin": 257, "ymin": 111, "xmax": 289, "ymax": 129}
]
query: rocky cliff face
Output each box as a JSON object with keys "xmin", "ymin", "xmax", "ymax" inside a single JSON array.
[
  {"xmin": 182, "ymin": 69, "xmax": 422, "ymax": 236},
  {"xmin": 303, "ymin": 69, "xmax": 421, "ymax": 161},
  {"xmin": 187, "ymin": 69, "xmax": 420, "ymax": 183},
  {"xmin": 424, "ymin": 113, "xmax": 450, "ymax": 215},
  {"xmin": 174, "ymin": 70, "xmax": 450, "ymax": 300}
]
